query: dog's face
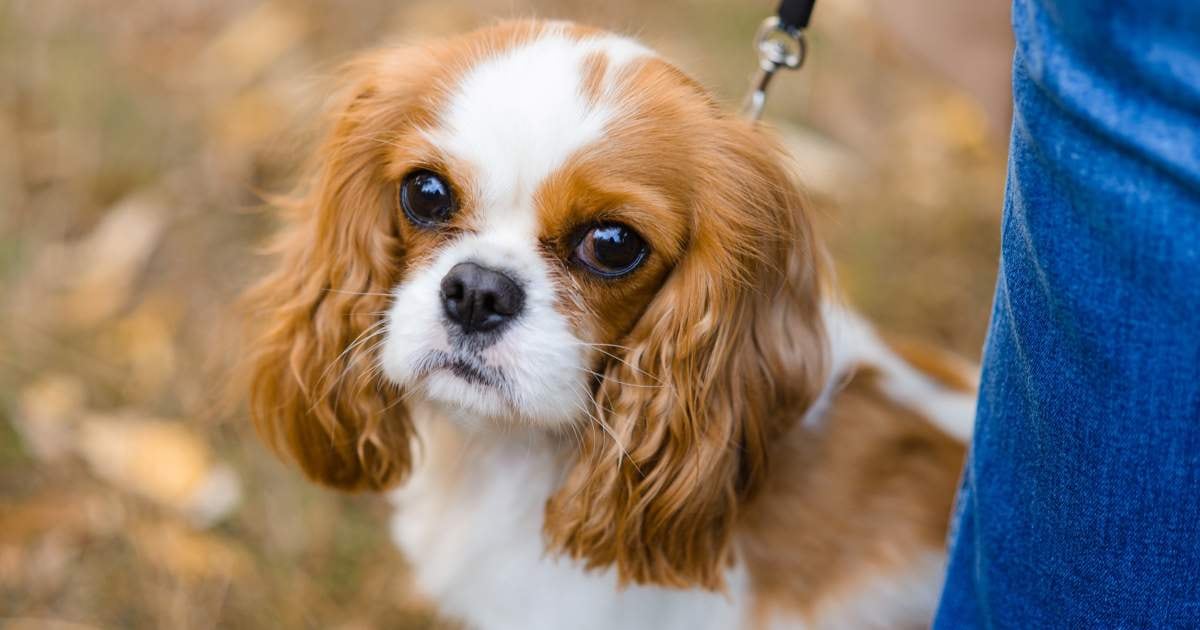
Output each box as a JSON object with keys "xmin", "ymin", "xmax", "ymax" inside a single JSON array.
[
  {"xmin": 247, "ymin": 21, "xmax": 825, "ymax": 589},
  {"xmin": 377, "ymin": 27, "xmax": 670, "ymax": 426}
]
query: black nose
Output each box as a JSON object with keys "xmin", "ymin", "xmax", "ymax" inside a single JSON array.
[{"xmin": 440, "ymin": 262, "xmax": 525, "ymax": 334}]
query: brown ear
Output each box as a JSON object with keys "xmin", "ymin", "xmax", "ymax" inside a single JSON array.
[
  {"xmin": 244, "ymin": 62, "xmax": 416, "ymax": 491},
  {"xmin": 545, "ymin": 120, "xmax": 827, "ymax": 589}
]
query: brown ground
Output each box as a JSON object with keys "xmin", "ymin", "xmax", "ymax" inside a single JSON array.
[{"xmin": 0, "ymin": 1, "xmax": 1009, "ymax": 628}]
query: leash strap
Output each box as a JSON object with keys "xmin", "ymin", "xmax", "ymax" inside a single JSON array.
[
  {"xmin": 776, "ymin": 0, "xmax": 816, "ymax": 32},
  {"xmin": 742, "ymin": 0, "xmax": 817, "ymax": 120}
]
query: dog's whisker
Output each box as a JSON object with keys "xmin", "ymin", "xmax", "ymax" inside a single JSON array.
[
  {"xmin": 564, "ymin": 340, "xmax": 637, "ymax": 352},
  {"xmin": 323, "ymin": 288, "xmax": 396, "ymax": 298},
  {"xmin": 576, "ymin": 345, "xmax": 665, "ymax": 385},
  {"xmin": 566, "ymin": 396, "xmax": 642, "ymax": 476},
  {"xmin": 309, "ymin": 321, "xmax": 390, "ymax": 412},
  {"xmin": 571, "ymin": 365, "xmax": 664, "ymax": 389},
  {"xmin": 312, "ymin": 319, "xmax": 388, "ymax": 391}
]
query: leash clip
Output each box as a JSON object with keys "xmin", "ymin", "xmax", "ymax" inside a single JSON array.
[{"xmin": 743, "ymin": 16, "xmax": 807, "ymax": 121}]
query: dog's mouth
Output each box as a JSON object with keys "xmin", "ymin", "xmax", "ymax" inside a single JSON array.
[
  {"xmin": 413, "ymin": 350, "xmax": 523, "ymax": 420},
  {"xmin": 418, "ymin": 350, "xmax": 506, "ymax": 390}
]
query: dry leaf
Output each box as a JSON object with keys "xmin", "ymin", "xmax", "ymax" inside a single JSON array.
[
  {"xmin": 56, "ymin": 192, "xmax": 167, "ymax": 326},
  {"xmin": 131, "ymin": 519, "xmax": 251, "ymax": 582},
  {"xmin": 14, "ymin": 374, "xmax": 87, "ymax": 462},
  {"xmin": 101, "ymin": 294, "xmax": 181, "ymax": 394},
  {"xmin": 201, "ymin": 2, "xmax": 308, "ymax": 89},
  {"xmin": 0, "ymin": 493, "xmax": 92, "ymax": 548},
  {"xmin": 0, "ymin": 620, "xmax": 104, "ymax": 630},
  {"xmin": 933, "ymin": 92, "xmax": 991, "ymax": 154},
  {"xmin": 76, "ymin": 414, "xmax": 241, "ymax": 527}
]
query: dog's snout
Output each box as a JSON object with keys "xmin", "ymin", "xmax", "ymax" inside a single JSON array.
[{"xmin": 440, "ymin": 262, "xmax": 525, "ymax": 334}]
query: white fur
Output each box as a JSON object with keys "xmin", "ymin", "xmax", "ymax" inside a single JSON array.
[
  {"xmin": 383, "ymin": 28, "xmax": 651, "ymax": 428},
  {"xmin": 391, "ymin": 409, "xmax": 748, "ymax": 630},
  {"xmin": 378, "ymin": 28, "xmax": 962, "ymax": 630},
  {"xmin": 808, "ymin": 301, "xmax": 976, "ymax": 442},
  {"xmin": 380, "ymin": 233, "xmax": 588, "ymax": 426},
  {"xmin": 764, "ymin": 552, "xmax": 947, "ymax": 630},
  {"xmin": 426, "ymin": 26, "xmax": 649, "ymax": 237}
]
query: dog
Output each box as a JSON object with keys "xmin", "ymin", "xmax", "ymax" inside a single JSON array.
[{"xmin": 245, "ymin": 20, "xmax": 973, "ymax": 630}]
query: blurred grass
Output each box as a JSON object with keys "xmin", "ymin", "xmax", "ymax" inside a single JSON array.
[{"xmin": 0, "ymin": 1, "xmax": 1008, "ymax": 628}]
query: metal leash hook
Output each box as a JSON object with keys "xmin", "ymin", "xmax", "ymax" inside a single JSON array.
[{"xmin": 742, "ymin": 1, "xmax": 814, "ymax": 121}]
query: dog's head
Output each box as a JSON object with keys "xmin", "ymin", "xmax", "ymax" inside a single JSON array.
[{"xmin": 246, "ymin": 20, "xmax": 825, "ymax": 589}]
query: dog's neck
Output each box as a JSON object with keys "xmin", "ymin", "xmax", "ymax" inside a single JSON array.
[{"xmin": 389, "ymin": 402, "xmax": 753, "ymax": 630}]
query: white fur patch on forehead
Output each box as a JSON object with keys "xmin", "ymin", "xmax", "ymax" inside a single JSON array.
[{"xmin": 428, "ymin": 26, "xmax": 653, "ymax": 235}]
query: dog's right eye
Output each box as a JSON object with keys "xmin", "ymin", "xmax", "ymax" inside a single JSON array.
[
  {"xmin": 573, "ymin": 223, "xmax": 648, "ymax": 278},
  {"xmin": 400, "ymin": 170, "xmax": 456, "ymax": 227}
]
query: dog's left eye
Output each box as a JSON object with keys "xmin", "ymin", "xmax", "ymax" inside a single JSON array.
[
  {"xmin": 400, "ymin": 170, "xmax": 456, "ymax": 227},
  {"xmin": 574, "ymin": 223, "xmax": 647, "ymax": 278}
]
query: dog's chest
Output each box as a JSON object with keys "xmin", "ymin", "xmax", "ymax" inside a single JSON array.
[{"xmin": 388, "ymin": 415, "xmax": 749, "ymax": 630}]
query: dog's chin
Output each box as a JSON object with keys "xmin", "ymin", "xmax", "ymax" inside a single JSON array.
[
  {"xmin": 396, "ymin": 357, "xmax": 583, "ymax": 431},
  {"xmin": 382, "ymin": 331, "xmax": 593, "ymax": 430},
  {"xmin": 420, "ymin": 371, "xmax": 517, "ymax": 427}
]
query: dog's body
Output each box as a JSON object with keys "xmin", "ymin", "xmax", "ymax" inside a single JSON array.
[
  {"xmin": 246, "ymin": 20, "xmax": 973, "ymax": 630},
  {"xmin": 392, "ymin": 305, "xmax": 971, "ymax": 630}
]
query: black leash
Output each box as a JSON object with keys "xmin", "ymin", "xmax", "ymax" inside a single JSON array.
[
  {"xmin": 743, "ymin": 0, "xmax": 817, "ymax": 120},
  {"xmin": 776, "ymin": 0, "xmax": 817, "ymax": 33}
]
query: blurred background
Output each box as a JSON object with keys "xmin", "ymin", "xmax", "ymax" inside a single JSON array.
[{"xmin": 0, "ymin": 1, "xmax": 1011, "ymax": 628}]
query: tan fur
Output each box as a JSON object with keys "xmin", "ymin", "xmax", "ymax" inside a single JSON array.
[
  {"xmin": 739, "ymin": 367, "xmax": 965, "ymax": 624},
  {"xmin": 542, "ymin": 57, "xmax": 826, "ymax": 589},
  {"xmin": 244, "ymin": 21, "xmax": 965, "ymax": 617},
  {"xmin": 243, "ymin": 22, "xmax": 565, "ymax": 491},
  {"xmin": 579, "ymin": 51, "xmax": 610, "ymax": 106},
  {"xmin": 886, "ymin": 336, "xmax": 978, "ymax": 393}
]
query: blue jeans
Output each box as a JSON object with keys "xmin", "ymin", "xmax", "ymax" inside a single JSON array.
[{"xmin": 934, "ymin": 1, "xmax": 1200, "ymax": 627}]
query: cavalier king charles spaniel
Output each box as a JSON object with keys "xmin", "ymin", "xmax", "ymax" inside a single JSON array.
[{"xmin": 245, "ymin": 20, "xmax": 975, "ymax": 630}]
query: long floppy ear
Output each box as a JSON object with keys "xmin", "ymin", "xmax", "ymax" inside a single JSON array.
[
  {"xmin": 545, "ymin": 120, "xmax": 827, "ymax": 589},
  {"xmin": 243, "ymin": 57, "xmax": 418, "ymax": 491}
]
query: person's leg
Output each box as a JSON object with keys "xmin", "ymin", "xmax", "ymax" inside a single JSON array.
[{"xmin": 935, "ymin": 0, "xmax": 1200, "ymax": 627}]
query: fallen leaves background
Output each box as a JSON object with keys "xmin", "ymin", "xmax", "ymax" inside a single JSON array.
[{"xmin": 0, "ymin": 1, "xmax": 1010, "ymax": 628}]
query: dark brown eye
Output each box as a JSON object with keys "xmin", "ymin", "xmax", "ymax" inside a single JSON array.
[
  {"xmin": 574, "ymin": 223, "xmax": 647, "ymax": 278},
  {"xmin": 400, "ymin": 170, "xmax": 455, "ymax": 226}
]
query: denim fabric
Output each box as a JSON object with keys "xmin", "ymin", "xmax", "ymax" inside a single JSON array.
[{"xmin": 934, "ymin": 0, "xmax": 1200, "ymax": 627}]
